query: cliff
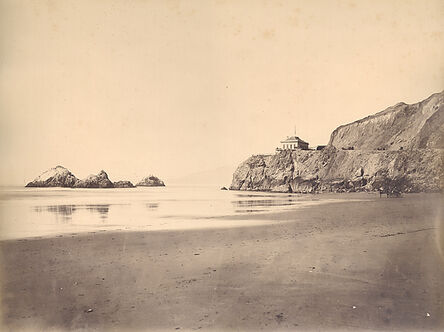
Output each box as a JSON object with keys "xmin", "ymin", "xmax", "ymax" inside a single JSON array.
[
  {"xmin": 329, "ymin": 92, "xmax": 444, "ymax": 150},
  {"xmin": 230, "ymin": 92, "xmax": 444, "ymax": 193},
  {"xmin": 26, "ymin": 166, "xmax": 78, "ymax": 187}
]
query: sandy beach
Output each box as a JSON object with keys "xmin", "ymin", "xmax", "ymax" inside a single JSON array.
[{"xmin": 1, "ymin": 193, "xmax": 443, "ymax": 331}]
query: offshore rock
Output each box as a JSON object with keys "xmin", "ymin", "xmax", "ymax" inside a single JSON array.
[
  {"xmin": 25, "ymin": 166, "xmax": 78, "ymax": 187},
  {"xmin": 113, "ymin": 181, "xmax": 135, "ymax": 188},
  {"xmin": 73, "ymin": 170, "xmax": 114, "ymax": 188},
  {"xmin": 136, "ymin": 175, "xmax": 165, "ymax": 187}
]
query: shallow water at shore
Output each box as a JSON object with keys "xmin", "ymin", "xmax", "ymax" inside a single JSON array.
[
  {"xmin": 0, "ymin": 186, "xmax": 369, "ymax": 240},
  {"xmin": 1, "ymin": 193, "xmax": 442, "ymax": 331}
]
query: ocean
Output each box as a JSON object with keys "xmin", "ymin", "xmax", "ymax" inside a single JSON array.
[{"xmin": 0, "ymin": 186, "xmax": 363, "ymax": 240}]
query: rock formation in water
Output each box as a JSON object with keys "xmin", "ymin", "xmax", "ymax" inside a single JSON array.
[
  {"xmin": 26, "ymin": 167, "xmax": 150, "ymax": 189},
  {"xmin": 230, "ymin": 91, "xmax": 444, "ymax": 193},
  {"xmin": 113, "ymin": 180, "xmax": 135, "ymax": 188},
  {"xmin": 25, "ymin": 166, "xmax": 79, "ymax": 187},
  {"xmin": 73, "ymin": 170, "xmax": 115, "ymax": 188},
  {"xmin": 136, "ymin": 175, "xmax": 165, "ymax": 187}
]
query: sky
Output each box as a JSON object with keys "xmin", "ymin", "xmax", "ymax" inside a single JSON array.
[{"xmin": 1, "ymin": 0, "xmax": 443, "ymax": 186}]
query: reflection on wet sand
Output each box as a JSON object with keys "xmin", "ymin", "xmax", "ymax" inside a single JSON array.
[
  {"xmin": 146, "ymin": 203, "xmax": 159, "ymax": 209},
  {"xmin": 234, "ymin": 209, "xmax": 266, "ymax": 213},
  {"xmin": 33, "ymin": 204, "xmax": 111, "ymax": 220},
  {"xmin": 235, "ymin": 193, "xmax": 303, "ymax": 198},
  {"xmin": 34, "ymin": 205, "xmax": 77, "ymax": 216},
  {"xmin": 235, "ymin": 193, "xmax": 321, "ymax": 200},
  {"xmin": 230, "ymin": 194, "xmax": 322, "ymax": 213},
  {"xmin": 85, "ymin": 205, "xmax": 109, "ymax": 219},
  {"xmin": 232, "ymin": 199, "xmax": 298, "ymax": 209},
  {"xmin": 233, "ymin": 199, "xmax": 292, "ymax": 207}
]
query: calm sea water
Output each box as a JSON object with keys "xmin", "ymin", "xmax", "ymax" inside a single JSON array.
[{"xmin": 0, "ymin": 186, "xmax": 364, "ymax": 240}]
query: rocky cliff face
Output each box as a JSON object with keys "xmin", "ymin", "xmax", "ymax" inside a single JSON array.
[
  {"xmin": 73, "ymin": 170, "xmax": 115, "ymax": 188},
  {"xmin": 26, "ymin": 166, "xmax": 79, "ymax": 187},
  {"xmin": 136, "ymin": 176, "xmax": 165, "ymax": 187},
  {"xmin": 329, "ymin": 91, "xmax": 444, "ymax": 151},
  {"xmin": 231, "ymin": 92, "xmax": 444, "ymax": 193}
]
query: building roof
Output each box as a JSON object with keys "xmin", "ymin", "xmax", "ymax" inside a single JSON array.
[{"xmin": 280, "ymin": 136, "xmax": 308, "ymax": 144}]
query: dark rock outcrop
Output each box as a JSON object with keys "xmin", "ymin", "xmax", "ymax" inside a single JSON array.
[
  {"xmin": 26, "ymin": 166, "xmax": 78, "ymax": 187},
  {"xmin": 113, "ymin": 181, "xmax": 135, "ymax": 188},
  {"xmin": 231, "ymin": 92, "xmax": 444, "ymax": 193},
  {"xmin": 136, "ymin": 175, "xmax": 165, "ymax": 187},
  {"xmin": 73, "ymin": 170, "xmax": 114, "ymax": 188},
  {"xmin": 26, "ymin": 168, "xmax": 137, "ymax": 189}
]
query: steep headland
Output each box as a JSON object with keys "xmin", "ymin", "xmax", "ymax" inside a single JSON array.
[
  {"xmin": 329, "ymin": 91, "xmax": 444, "ymax": 151},
  {"xmin": 230, "ymin": 92, "xmax": 444, "ymax": 193}
]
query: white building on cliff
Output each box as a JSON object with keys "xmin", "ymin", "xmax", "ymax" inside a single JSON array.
[{"xmin": 278, "ymin": 136, "xmax": 309, "ymax": 151}]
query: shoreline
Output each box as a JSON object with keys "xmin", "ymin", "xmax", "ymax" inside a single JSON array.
[
  {"xmin": 0, "ymin": 191, "xmax": 376, "ymax": 242},
  {"xmin": 1, "ymin": 194, "xmax": 443, "ymax": 331}
]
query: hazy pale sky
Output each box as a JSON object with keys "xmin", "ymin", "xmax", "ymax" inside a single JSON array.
[{"xmin": 1, "ymin": 0, "xmax": 443, "ymax": 186}]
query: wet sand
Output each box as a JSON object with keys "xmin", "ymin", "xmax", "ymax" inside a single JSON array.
[{"xmin": 1, "ymin": 193, "xmax": 443, "ymax": 331}]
